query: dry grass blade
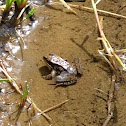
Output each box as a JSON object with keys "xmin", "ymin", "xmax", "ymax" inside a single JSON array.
[
  {"xmin": 54, "ymin": 2, "xmax": 126, "ymax": 19},
  {"xmin": 58, "ymin": 0, "xmax": 76, "ymax": 14},
  {"xmin": 91, "ymin": 0, "xmax": 121, "ymax": 125},
  {"xmin": 98, "ymin": 50, "xmax": 115, "ymax": 71},
  {"xmin": 91, "ymin": 0, "xmax": 126, "ymax": 83},
  {"xmin": 17, "ymin": 3, "xmax": 31, "ymax": 22},
  {"xmin": 0, "ymin": 62, "xmax": 22, "ymax": 94},
  {"xmin": 99, "ymin": 33, "xmax": 126, "ymax": 70},
  {"xmin": 116, "ymin": 49, "xmax": 126, "ymax": 53}
]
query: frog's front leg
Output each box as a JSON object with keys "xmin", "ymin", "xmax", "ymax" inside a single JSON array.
[
  {"xmin": 42, "ymin": 70, "xmax": 56, "ymax": 80},
  {"xmin": 72, "ymin": 58, "xmax": 83, "ymax": 76},
  {"xmin": 55, "ymin": 71, "xmax": 77, "ymax": 87}
]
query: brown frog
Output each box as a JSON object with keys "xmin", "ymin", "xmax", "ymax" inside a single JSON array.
[{"xmin": 42, "ymin": 53, "xmax": 83, "ymax": 87}]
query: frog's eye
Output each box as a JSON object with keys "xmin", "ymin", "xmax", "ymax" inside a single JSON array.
[{"xmin": 69, "ymin": 67, "xmax": 74, "ymax": 71}]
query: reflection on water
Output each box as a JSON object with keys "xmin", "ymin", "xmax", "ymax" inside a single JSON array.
[
  {"xmin": 0, "ymin": 0, "xmax": 45, "ymax": 125},
  {"xmin": 16, "ymin": 17, "xmax": 44, "ymax": 37},
  {"xmin": 28, "ymin": 0, "xmax": 44, "ymax": 5}
]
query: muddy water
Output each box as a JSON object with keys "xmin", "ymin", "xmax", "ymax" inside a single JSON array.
[{"xmin": 1, "ymin": 0, "xmax": 126, "ymax": 126}]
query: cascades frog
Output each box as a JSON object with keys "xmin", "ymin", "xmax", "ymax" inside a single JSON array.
[{"xmin": 42, "ymin": 53, "xmax": 83, "ymax": 87}]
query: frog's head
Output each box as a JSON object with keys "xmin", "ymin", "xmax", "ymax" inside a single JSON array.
[
  {"xmin": 43, "ymin": 53, "xmax": 55, "ymax": 68},
  {"xmin": 43, "ymin": 53, "xmax": 70, "ymax": 71}
]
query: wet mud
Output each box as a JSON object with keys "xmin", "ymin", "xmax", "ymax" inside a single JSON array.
[{"xmin": 0, "ymin": 0, "xmax": 126, "ymax": 126}]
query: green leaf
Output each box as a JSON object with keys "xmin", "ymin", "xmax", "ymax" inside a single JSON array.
[
  {"xmin": 5, "ymin": 0, "xmax": 14, "ymax": 12},
  {"xmin": 0, "ymin": 78, "xmax": 16, "ymax": 82}
]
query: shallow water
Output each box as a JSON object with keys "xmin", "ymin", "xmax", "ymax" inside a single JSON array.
[{"xmin": 0, "ymin": 0, "xmax": 126, "ymax": 126}]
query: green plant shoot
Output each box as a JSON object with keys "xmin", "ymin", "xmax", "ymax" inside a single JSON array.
[
  {"xmin": 13, "ymin": 81, "xmax": 31, "ymax": 122},
  {"xmin": 5, "ymin": 0, "xmax": 14, "ymax": 12},
  {"xmin": 27, "ymin": 7, "xmax": 38, "ymax": 18},
  {"xmin": 16, "ymin": 0, "xmax": 28, "ymax": 9},
  {"xmin": 20, "ymin": 6, "xmax": 38, "ymax": 23},
  {"xmin": 26, "ymin": 6, "xmax": 38, "ymax": 20},
  {"xmin": 21, "ymin": 81, "xmax": 31, "ymax": 108}
]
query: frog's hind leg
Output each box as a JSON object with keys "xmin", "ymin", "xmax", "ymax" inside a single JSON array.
[
  {"xmin": 55, "ymin": 71, "xmax": 77, "ymax": 87},
  {"xmin": 42, "ymin": 70, "xmax": 56, "ymax": 80},
  {"xmin": 55, "ymin": 79, "xmax": 77, "ymax": 87}
]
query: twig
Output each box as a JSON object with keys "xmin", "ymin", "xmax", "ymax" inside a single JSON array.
[
  {"xmin": 102, "ymin": 112, "xmax": 113, "ymax": 126},
  {"xmin": 27, "ymin": 97, "xmax": 52, "ymax": 124},
  {"xmin": 117, "ymin": 5, "xmax": 126, "ymax": 14},
  {"xmin": 95, "ymin": 88, "xmax": 108, "ymax": 96},
  {"xmin": 27, "ymin": 99, "xmax": 69, "ymax": 123},
  {"xmin": 43, "ymin": 99, "xmax": 68, "ymax": 113},
  {"xmin": 102, "ymin": 76, "xmax": 115, "ymax": 126}
]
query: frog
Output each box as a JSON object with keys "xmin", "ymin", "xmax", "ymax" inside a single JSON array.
[{"xmin": 42, "ymin": 53, "xmax": 83, "ymax": 87}]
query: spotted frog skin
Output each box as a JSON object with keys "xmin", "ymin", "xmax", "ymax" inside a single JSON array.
[{"xmin": 42, "ymin": 53, "xmax": 83, "ymax": 87}]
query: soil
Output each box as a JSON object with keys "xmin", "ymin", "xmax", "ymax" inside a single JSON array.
[{"xmin": 1, "ymin": 0, "xmax": 126, "ymax": 126}]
